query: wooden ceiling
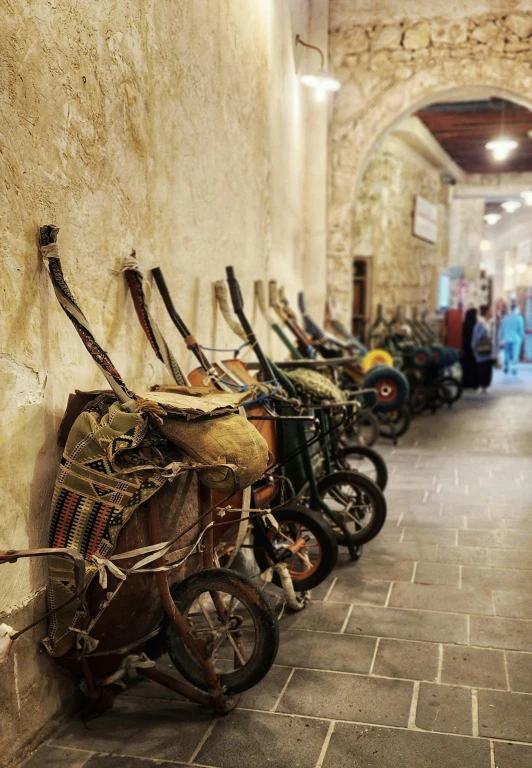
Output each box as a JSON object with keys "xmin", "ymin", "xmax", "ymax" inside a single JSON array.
[{"xmin": 417, "ymin": 99, "xmax": 532, "ymax": 174}]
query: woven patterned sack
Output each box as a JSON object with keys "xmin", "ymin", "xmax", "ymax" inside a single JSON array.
[{"xmin": 46, "ymin": 400, "xmax": 175, "ymax": 656}]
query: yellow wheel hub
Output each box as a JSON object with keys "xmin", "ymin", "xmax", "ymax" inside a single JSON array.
[{"xmin": 361, "ymin": 349, "xmax": 394, "ymax": 372}]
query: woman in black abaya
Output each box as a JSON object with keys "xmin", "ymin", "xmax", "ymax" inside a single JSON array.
[{"xmin": 462, "ymin": 307, "xmax": 478, "ymax": 389}]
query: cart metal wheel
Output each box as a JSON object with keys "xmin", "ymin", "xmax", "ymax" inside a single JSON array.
[
  {"xmin": 336, "ymin": 444, "xmax": 388, "ymax": 491},
  {"xmin": 252, "ymin": 507, "xmax": 338, "ymax": 592},
  {"xmin": 378, "ymin": 405, "xmax": 411, "ymax": 440},
  {"xmin": 345, "ymin": 408, "xmax": 380, "ymax": 447},
  {"xmin": 316, "ymin": 470, "xmax": 387, "ymax": 546},
  {"xmin": 164, "ymin": 569, "xmax": 279, "ymax": 694}
]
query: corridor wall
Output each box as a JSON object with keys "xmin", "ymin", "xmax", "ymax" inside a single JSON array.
[{"xmin": 0, "ymin": 1, "xmax": 323, "ymax": 761}]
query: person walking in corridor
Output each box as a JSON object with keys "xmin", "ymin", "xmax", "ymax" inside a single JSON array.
[
  {"xmin": 462, "ymin": 307, "xmax": 478, "ymax": 389},
  {"xmin": 472, "ymin": 305, "xmax": 494, "ymax": 392},
  {"xmin": 500, "ymin": 300, "xmax": 524, "ymax": 375}
]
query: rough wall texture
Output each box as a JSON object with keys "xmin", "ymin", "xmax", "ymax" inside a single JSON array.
[
  {"xmin": 351, "ymin": 135, "xmax": 448, "ymax": 316},
  {"xmin": 328, "ymin": 1, "xmax": 532, "ymax": 320},
  {"xmin": 0, "ymin": 1, "xmax": 315, "ymax": 762}
]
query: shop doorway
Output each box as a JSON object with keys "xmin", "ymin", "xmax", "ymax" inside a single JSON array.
[{"xmin": 352, "ymin": 257, "xmax": 371, "ymax": 343}]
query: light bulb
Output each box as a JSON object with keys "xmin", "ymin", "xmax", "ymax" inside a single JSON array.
[
  {"xmin": 314, "ymin": 85, "xmax": 327, "ymax": 102},
  {"xmin": 483, "ymin": 213, "xmax": 501, "ymax": 226},
  {"xmin": 300, "ymin": 70, "xmax": 341, "ymax": 94},
  {"xmin": 501, "ymin": 200, "xmax": 522, "ymax": 213},
  {"xmin": 486, "ymin": 138, "xmax": 518, "ymax": 161}
]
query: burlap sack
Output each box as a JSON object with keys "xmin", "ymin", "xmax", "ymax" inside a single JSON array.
[
  {"xmin": 159, "ymin": 413, "xmax": 268, "ymax": 493},
  {"xmin": 284, "ymin": 368, "xmax": 344, "ymax": 404}
]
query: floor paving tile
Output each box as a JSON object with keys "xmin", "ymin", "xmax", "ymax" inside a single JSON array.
[
  {"xmin": 436, "ymin": 545, "xmax": 490, "ymax": 566},
  {"xmin": 493, "ymin": 741, "xmax": 532, "ymax": 768},
  {"xmin": 415, "ymin": 682, "xmax": 472, "ymax": 735},
  {"xmin": 506, "ymin": 651, "xmax": 532, "ymax": 693},
  {"xmin": 280, "ymin": 601, "xmax": 350, "ymax": 633},
  {"xmin": 441, "ymin": 646, "xmax": 507, "ymax": 690},
  {"xmin": 321, "ymin": 723, "xmax": 491, "ymax": 768},
  {"xmin": 470, "ymin": 616, "xmax": 532, "ymax": 652},
  {"xmin": 493, "ymin": 590, "xmax": 532, "ymax": 619},
  {"xmin": 325, "ymin": 578, "xmax": 390, "ymax": 605},
  {"xmin": 464, "ymin": 517, "xmax": 503, "ymax": 529},
  {"xmin": 276, "ymin": 629, "xmax": 376, "ymax": 674},
  {"xmin": 196, "ymin": 710, "xmax": 329, "ymax": 768},
  {"xmin": 364, "ymin": 542, "xmax": 438, "ymax": 561},
  {"xmin": 372, "ymin": 638, "xmax": 439, "ymax": 681},
  {"xmin": 389, "ymin": 582, "xmax": 494, "ymax": 615},
  {"xmin": 85, "ymin": 757, "xmax": 190, "ymax": 768},
  {"xmin": 20, "ymin": 747, "xmax": 93, "ymax": 768},
  {"xmin": 49, "ymin": 697, "xmax": 214, "ymax": 763},
  {"xmin": 277, "ymin": 669, "xmax": 413, "ymax": 726},
  {"xmin": 339, "ymin": 558, "xmax": 415, "ymax": 582},
  {"xmin": 402, "ymin": 514, "xmax": 465, "ymax": 529},
  {"xmin": 414, "ymin": 562, "xmax": 460, "ymax": 586},
  {"xmin": 478, "ymin": 689, "xmax": 532, "ymax": 742},
  {"xmin": 459, "ymin": 530, "xmax": 532, "ymax": 550},
  {"xmin": 462, "ymin": 566, "xmax": 532, "ymax": 592},
  {"xmin": 239, "ymin": 666, "xmax": 293, "ymax": 711},
  {"xmin": 346, "ymin": 605, "xmax": 468, "ymax": 644},
  {"xmin": 402, "ymin": 527, "xmax": 458, "ymax": 544}
]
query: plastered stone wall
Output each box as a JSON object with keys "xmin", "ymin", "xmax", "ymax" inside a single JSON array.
[
  {"xmin": 351, "ymin": 135, "xmax": 449, "ymax": 317},
  {"xmin": 328, "ymin": 0, "xmax": 532, "ymax": 321},
  {"xmin": 0, "ymin": 1, "xmax": 318, "ymax": 762}
]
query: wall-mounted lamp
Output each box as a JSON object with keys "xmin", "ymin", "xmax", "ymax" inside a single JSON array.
[
  {"xmin": 520, "ymin": 190, "xmax": 532, "ymax": 206},
  {"xmin": 501, "ymin": 200, "xmax": 522, "ymax": 214},
  {"xmin": 483, "ymin": 213, "xmax": 501, "ymax": 226},
  {"xmin": 296, "ymin": 34, "xmax": 340, "ymax": 102}
]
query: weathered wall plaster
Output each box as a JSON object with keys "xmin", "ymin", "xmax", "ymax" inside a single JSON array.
[
  {"xmin": 327, "ymin": 1, "xmax": 532, "ymax": 321},
  {"xmin": 351, "ymin": 134, "xmax": 449, "ymax": 317},
  {"xmin": 0, "ymin": 1, "xmax": 320, "ymax": 762}
]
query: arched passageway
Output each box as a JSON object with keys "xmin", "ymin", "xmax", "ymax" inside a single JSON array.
[{"xmin": 327, "ymin": 30, "xmax": 532, "ymax": 320}]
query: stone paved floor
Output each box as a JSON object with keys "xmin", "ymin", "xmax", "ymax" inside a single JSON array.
[{"xmin": 20, "ymin": 368, "xmax": 532, "ymax": 768}]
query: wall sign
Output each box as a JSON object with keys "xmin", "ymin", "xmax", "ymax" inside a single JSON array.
[{"xmin": 413, "ymin": 195, "xmax": 438, "ymax": 244}]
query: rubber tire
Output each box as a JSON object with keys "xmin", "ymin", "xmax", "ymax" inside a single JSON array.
[
  {"xmin": 363, "ymin": 366, "xmax": 409, "ymax": 413},
  {"xmin": 412, "ymin": 347, "xmax": 432, "ymax": 369},
  {"xmin": 378, "ymin": 405, "xmax": 411, "ymax": 440},
  {"xmin": 431, "ymin": 345, "xmax": 446, "ymax": 367},
  {"xmin": 349, "ymin": 408, "xmax": 380, "ymax": 447},
  {"xmin": 253, "ymin": 507, "xmax": 338, "ymax": 592},
  {"xmin": 317, "ymin": 470, "xmax": 387, "ymax": 546},
  {"xmin": 164, "ymin": 568, "xmax": 279, "ymax": 694},
  {"xmin": 437, "ymin": 376, "xmax": 463, "ymax": 406},
  {"xmin": 337, "ymin": 444, "xmax": 388, "ymax": 491}
]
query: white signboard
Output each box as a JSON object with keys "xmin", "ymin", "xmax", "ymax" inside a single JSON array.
[{"xmin": 413, "ymin": 196, "xmax": 438, "ymax": 244}]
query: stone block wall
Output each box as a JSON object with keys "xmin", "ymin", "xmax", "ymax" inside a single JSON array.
[
  {"xmin": 328, "ymin": 1, "xmax": 532, "ymax": 322},
  {"xmin": 352, "ymin": 135, "xmax": 449, "ymax": 317}
]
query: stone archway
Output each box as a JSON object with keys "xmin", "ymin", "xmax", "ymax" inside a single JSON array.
[{"xmin": 327, "ymin": 52, "xmax": 532, "ymax": 321}]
